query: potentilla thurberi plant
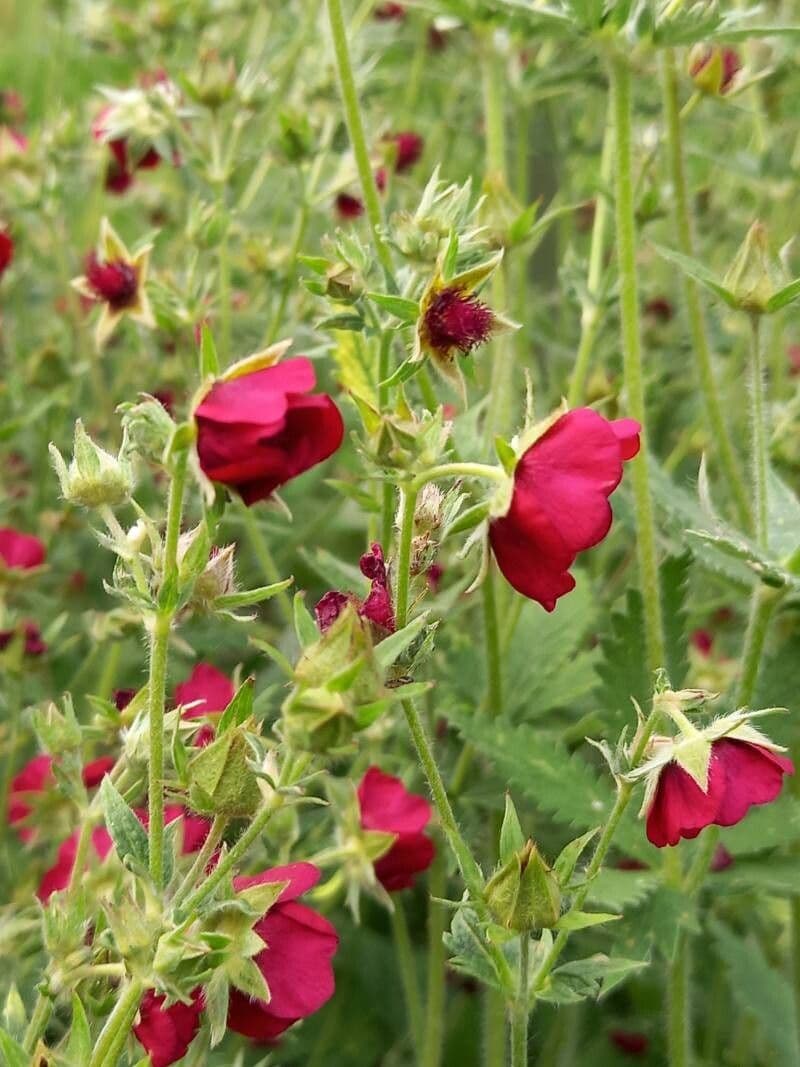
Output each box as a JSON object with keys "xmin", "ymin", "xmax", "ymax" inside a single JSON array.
[{"xmin": 2, "ymin": 2, "xmax": 800, "ymax": 1066}]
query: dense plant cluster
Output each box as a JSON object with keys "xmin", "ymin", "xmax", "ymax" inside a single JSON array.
[{"xmin": 2, "ymin": 2, "xmax": 800, "ymax": 1066}]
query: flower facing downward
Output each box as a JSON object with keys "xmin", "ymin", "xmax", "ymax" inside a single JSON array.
[
  {"xmin": 0, "ymin": 527, "xmax": 46, "ymax": 571},
  {"xmin": 314, "ymin": 544, "xmax": 396, "ymax": 636},
  {"xmin": 0, "ymin": 227, "xmax": 13, "ymax": 276},
  {"xmin": 645, "ymin": 736, "xmax": 793, "ymax": 848},
  {"xmin": 72, "ymin": 219, "xmax": 154, "ymax": 347},
  {"xmin": 357, "ymin": 767, "xmax": 435, "ymax": 892},
  {"xmin": 489, "ymin": 408, "xmax": 640, "ymax": 611},
  {"xmin": 385, "ymin": 131, "xmax": 424, "ymax": 174},
  {"xmin": 194, "ymin": 356, "xmax": 344, "ymax": 506}
]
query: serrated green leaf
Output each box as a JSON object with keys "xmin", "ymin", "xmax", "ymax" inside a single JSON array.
[
  {"xmin": 101, "ymin": 777, "xmax": 149, "ymax": 868},
  {"xmin": 595, "ymin": 589, "xmax": 649, "ymax": 731},
  {"xmin": 661, "ymin": 554, "xmax": 691, "ymax": 688}
]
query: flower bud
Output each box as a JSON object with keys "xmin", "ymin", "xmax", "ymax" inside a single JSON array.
[
  {"xmin": 184, "ymin": 50, "xmax": 237, "ymax": 110},
  {"xmin": 326, "ymin": 262, "xmax": 365, "ymax": 304},
  {"xmin": 191, "ymin": 544, "xmax": 237, "ymax": 610},
  {"xmin": 414, "ymin": 484, "xmax": 444, "ymax": 535},
  {"xmin": 484, "ymin": 840, "xmax": 561, "ymax": 932},
  {"xmin": 722, "ymin": 221, "xmax": 786, "ymax": 314},
  {"xmin": 119, "ymin": 395, "xmax": 176, "ymax": 462},
  {"xmin": 188, "ymin": 727, "xmax": 262, "ymax": 818},
  {"xmin": 688, "ymin": 45, "xmax": 741, "ymax": 96},
  {"xmin": 49, "ymin": 420, "xmax": 133, "ymax": 509}
]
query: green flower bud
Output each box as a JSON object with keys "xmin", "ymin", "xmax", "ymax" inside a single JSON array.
[
  {"xmin": 484, "ymin": 840, "xmax": 561, "ymax": 932},
  {"xmin": 49, "ymin": 420, "xmax": 133, "ymax": 509},
  {"xmin": 722, "ymin": 221, "xmax": 786, "ymax": 315},
  {"xmin": 188, "ymin": 728, "xmax": 262, "ymax": 818},
  {"xmin": 119, "ymin": 396, "xmax": 175, "ymax": 463}
]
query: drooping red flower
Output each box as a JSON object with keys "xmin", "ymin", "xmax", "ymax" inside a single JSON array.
[
  {"xmin": 314, "ymin": 544, "xmax": 395, "ymax": 635},
  {"xmin": 357, "ymin": 767, "xmax": 435, "ymax": 892},
  {"xmin": 38, "ymin": 826, "xmax": 113, "ymax": 901},
  {"xmin": 0, "ymin": 228, "xmax": 13, "ymax": 276},
  {"xmin": 173, "ymin": 663, "xmax": 235, "ymax": 719},
  {"xmin": 134, "ymin": 990, "xmax": 204, "ymax": 1067},
  {"xmin": 646, "ymin": 739, "xmax": 794, "ymax": 848},
  {"xmin": 194, "ymin": 358, "xmax": 344, "ymax": 506},
  {"xmin": 335, "ymin": 192, "xmax": 365, "ymax": 220},
  {"xmin": 374, "ymin": 2, "xmax": 406, "ymax": 19},
  {"xmin": 114, "ymin": 688, "xmax": 136, "ymax": 710},
  {"xmin": 489, "ymin": 409, "xmax": 640, "ymax": 611},
  {"xmin": 420, "ymin": 286, "xmax": 495, "ymax": 359},
  {"xmin": 84, "ymin": 252, "xmax": 139, "ymax": 309},
  {"xmin": 0, "ymin": 527, "xmax": 45, "ymax": 570},
  {"xmin": 9, "ymin": 754, "xmax": 114, "ymax": 840},
  {"xmin": 0, "ymin": 620, "xmax": 47, "ymax": 655},
  {"xmin": 691, "ymin": 629, "xmax": 714, "ymax": 657},
  {"xmin": 93, "ymin": 107, "xmax": 162, "ymax": 194},
  {"xmin": 227, "ymin": 863, "xmax": 338, "ymax": 1041},
  {"xmin": 386, "ymin": 131, "xmax": 423, "ymax": 173},
  {"xmin": 609, "ymin": 1030, "xmax": 649, "ymax": 1056}
]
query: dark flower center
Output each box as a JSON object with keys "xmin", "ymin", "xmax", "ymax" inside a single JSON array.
[
  {"xmin": 85, "ymin": 253, "xmax": 138, "ymax": 308},
  {"xmin": 423, "ymin": 287, "xmax": 494, "ymax": 354}
]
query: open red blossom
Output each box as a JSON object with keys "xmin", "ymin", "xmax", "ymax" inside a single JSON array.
[
  {"xmin": 358, "ymin": 767, "xmax": 435, "ymax": 892},
  {"xmin": 134, "ymin": 990, "xmax": 204, "ymax": 1067},
  {"xmin": 0, "ymin": 620, "xmax": 47, "ymax": 656},
  {"xmin": 9, "ymin": 755, "xmax": 114, "ymax": 841},
  {"xmin": 0, "ymin": 527, "xmax": 45, "ymax": 570},
  {"xmin": 421, "ymin": 286, "xmax": 494, "ymax": 358},
  {"xmin": 0, "ymin": 228, "xmax": 13, "ymax": 276},
  {"xmin": 489, "ymin": 409, "xmax": 640, "ymax": 611},
  {"xmin": 386, "ymin": 131, "xmax": 423, "ymax": 173},
  {"xmin": 646, "ymin": 739, "xmax": 794, "ymax": 848},
  {"xmin": 195, "ymin": 358, "xmax": 344, "ymax": 506},
  {"xmin": 228, "ymin": 863, "xmax": 339, "ymax": 1041},
  {"xmin": 314, "ymin": 544, "xmax": 395, "ymax": 635},
  {"xmin": 38, "ymin": 827, "xmax": 113, "ymax": 901},
  {"xmin": 84, "ymin": 252, "xmax": 139, "ymax": 308},
  {"xmin": 174, "ymin": 662, "xmax": 235, "ymax": 718}
]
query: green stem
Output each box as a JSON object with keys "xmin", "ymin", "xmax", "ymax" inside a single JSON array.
[
  {"xmin": 265, "ymin": 195, "xmax": 310, "ymax": 344},
  {"xmin": 391, "ymin": 900, "xmax": 424, "ymax": 1060},
  {"xmin": 88, "ymin": 978, "xmax": 143, "ymax": 1067},
  {"xmin": 395, "ymin": 487, "xmax": 418, "ymax": 631},
  {"xmin": 101, "ymin": 506, "xmax": 149, "ymax": 596},
  {"xmin": 218, "ymin": 219, "xmax": 232, "ymax": 366},
  {"xmin": 237, "ymin": 501, "xmax": 293, "ymax": 625},
  {"xmin": 23, "ymin": 991, "xmax": 52, "ymax": 1053},
  {"xmin": 567, "ymin": 97, "xmax": 614, "ymax": 408},
  {"xmin": 180, "ymin": 794, "xmax": 284, "ymax": 915},
  {"xmin": 482, "ymin": 565, "xmax": 503, "ymax": 718},
  {"xmin": 378, "ymin": 331, "xmax": 395, "ymax": 549},
  {"xmin": 148, "ymin": 449, "xmax": 188, "ymax": 888},
  {"xmin": 68, "ymin": 817, "xmax": 94, "ymax": 895},
  {"xmin": 326, "ymin": 0, "xmax": 394, "ymax": 277},
  {"xmin": 660, "ymin": 49, "xmax": 750, "ymax": 532},
  {"xmin": 668, "ymin": 931, "xmax": 691, "ymax": 1067},
  {"xmin": 172, "ymin": 814, "xmax": 228, "ymax": 906},
  {"xmin": 609, "ymin": 54, "xmax": 665, "ymax": 673},
  {"xmin": 411, "ymin": 462, "xmax": 506, "ymax": 492},
  {"xmin": 511, "ymin": 935, "xmax": 530, "ymax": 1067},
  {"xmin": 736, "ymin": 586, "xmax": 781, "ymax": 706},
  {"xmin": 422, "ymin": 845, "xmax": 447, "ymax": 1067},
  {"xmin": 484, "ymin": 993, "xmax": 506, "ymax": 1067},
  {"xmin": 749, "ymin": 316, "xmax": 768, "ymax": 547}
]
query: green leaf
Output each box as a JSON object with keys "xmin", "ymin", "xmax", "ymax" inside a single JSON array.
[
  {"xmin": 217, "ymin": 676, "xmax": 255, "ymax": 734},
  {"xmin": 553, "ymin": 828, "xmax": 599, "ymax": 886},
  {"xmin": 442, "ymin": 908, "xmax": 508, "ymax": 995},
  {"xmin": 380, "ymin": 355, "xmax": 424, "ymax": 389},
  {"xmin": 293, "ymin": 592, "xmax": 319, "ymax": 648},
  {"xmin": 374, "ymin": 613, "xmax": 430, "ymax": 671},
  {"xmin": 499, "ymin": 794, "xmax": 525, "ymax": 863},
  {"xmin": 767, "ymin": 466, "xmax": 800, "ymax": 560},
  {"xmin": 101, "ymin": 777, "xmax": 150, "ymax": 869},
  {"xmin": 661, "ymin": 554, "xmax": 691, "ymax": 688},
  {"xmin": 555, "ymin": 910, "xmax": 620, "ymax": 932},
  {"xmin": 199, "ymin": 324, "xmax": 220, "ymax": 378},
  {"xmin": 617, "ymin": 885, "xmax": 698, "ymax": 960},
  {"xmin": 766, "ymin": 277, "xmax": 800, "ymax": 312},
  {"xmin": 317, "ymin": 313, "xmax": 365, "ymax": 332},
  {"xmin": 710, "ymin": 918, "xmax": 800, "ymax": 1066},
  {"xmin": 215, "ymin": 578, "xmax": 293, "ymax": 610},
  {"xmin": 586, "ymin": 868, "xmax": 659, "ymax": 912},
  {"xmin": 551, "ymin": 955, "xmax": 648, "ymax": 1000},
  {"xmin": 595, "ymin": 589, "xmax": 649, "ymax": 731},
  {"xmin": 65, "ymin": 994, "xmax": 92, "ymax": 1065},
  {"xmin": 650, "ymin": 242, "xmax": 738, "ymax": 307},
  {"xmin": 366, "ymin": 292, "xmax": 420, "ymax": 322},
  {"xmin": 0, "ymin": 1027, "xmax": 28, "ymax": 1067}
]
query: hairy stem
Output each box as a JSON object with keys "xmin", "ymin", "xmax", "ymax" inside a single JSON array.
[
  {"xmin": 668, "ymin": 931, "xmax": 691, "ymax": 1067},
  {"xmin": 23, "ymin": 991, "xmax": 52, "ymax": 1054},
  {"xmin": 88, "ymin": 978, "xmax": 143, "ymax": 1067},
  {"xmin": 423, "ymin": 845, "xmax": 447, "ymax": 1067},
  {"xmin": 511, "ymin": 935, "xmax": 531, "ymax": 1067},
  {"xmin": 392, "ymin": 900, "xmax": 424, "ymax": 1060}
]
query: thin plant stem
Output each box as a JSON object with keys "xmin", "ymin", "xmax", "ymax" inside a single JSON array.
[
  {"xmin": 22, "ymin": 991, "xmax": 52, "ymax": 1053},
  {"xmin": 668, "ymin": 931, "xmax": 691, "ymax": 1067},
  {"xmin": 148, "ymin": 448, "xmax": 188, "ymax": 888},
  {"xmin": 423, "ymin": 845, "xmax": 447, "ymax": 1067},
  {"xmin": 395, "ymin": 486, "xmax": 418, "ymax": 631},
  {"xmin": 659, "ymin": 49, "xmax": 750, "ymax": 531},
  {"xmin": 567, "ymin": 96, "xmax": 614, "ymax": 408},
  {"xmin": 67, "ymin": 817, "xmax": 94, "ymax": 895},
  {"xmin": 749, "ymin": 316, "xmax": 768, "ymax": 547},
  {"xmin": 482, "ymin": 565, "xmax": 503, "ymax": 718},
  {"xmin": 172, "ymin": 814, "xmax": 228, "ymax": 906},
  {"xmin": 391, "ymin": 900, "xmax": 424, "ymax": 1060},
  {"xmin": 511, "ymin": 935, "xmax": 530, "ymax": 1067},
  {"xmin": 609, "ymin": 54, "xmax": 665, "ymax": 673},
  {"xmin": 265, "ymin": 195, "xmax": 310, "ymax": 345},
  {"xmin": 88, "ymin": 978, "xmax": 143, "ymax": 1067},
  {"xmin": 326, "ymin": 0, "xmax": 394, "ymax": 277},
  {"xmin": 236, "ymin": 501, "xmax": 293, "ymax": 624}
]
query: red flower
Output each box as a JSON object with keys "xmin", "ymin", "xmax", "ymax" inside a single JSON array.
[
  {"xmin": 644, "ymin": 296, "xmax": 674, "ymax": 322},
  {"xmin": 489, "ymin": 409, "xmax": 640, "ymax": 611},
  {"xmin": 114, "ymin": 688, "xmax": 136, "ymax": 710},
  {"xmin": 0, "ymin": 620, "xmax": 47, "ymax": 655},
  {"xmin": 335, "ymin": 192, "xmax": 365, "ymax": 220},
  {"xmin": 228, "ymin": 863, "xmax": 338, "ymax": 1041},
  {"xmin": 386, "ymin": 131, "xmax": 423, "ymax": 173},
  {"xmin": 38, "ymin": 827, "xmax": 113, "ymax": 901},
  {"xmin": 609, "ymin": 1030, "xmax": 649, "ymax": 1056},
  {"xmin": 134, "ymin": 990, "xmax": 204, "ymax": 1067},
  {"xmin": 84, "ymin": 252, "xmax": 139, "ymax": 309},
  {"xmin": 173, "ymin": 663, "xmax": 235, "ymax": 719},
  {"xmin": 194, "ymin": 358, "xmax": 344, "ymax": 506},
  {"xmin": 374, "ymin": 2, "xmax": 406, "ymax": 18},
  {"xmin": 0, "ymin": 527, "xmax": 45, "ymax": 569},
  {"xmin": 710, "ymin": 843, "xmax": 734, "ymax": 872},
  {"xmin": 9, "ymin": 755, "xmax": 114, "ymax": 840},
  {"xmin": 646, "ymin": 739, "xmax": 794, "ymax": 848},
  {"xmin": 314, "ymin": 543, "xmax": 395, "ymax": 635},
  {"xmin": 691, "ymin": 629, "xmax": 714, "ymax": 657},
  {"xmin": 357, "ymin": 767, "xmax": 435, "ymax": 892},
  {"xmin": 420, "ymin": 286, "xmax": 495, "ymax": 358},
  {"xmin": 0, "ymin": 228, "xmax": 13, "ymax": 276},
  {"xmin": 93, "ymin": 107, "xmax": 162, "ymax": 194}
]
